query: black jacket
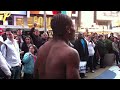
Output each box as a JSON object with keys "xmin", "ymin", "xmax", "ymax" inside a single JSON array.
[
  {"xmin": 96, "ymin": 39, "xmax": 107, "ymax": 56},
  {"xmin": 21, "ymin": 42, "xmax": 29, "ymax": 57},
  {"xmin": 30, "ymin": 28, "xmax": 43, "ymax": 49},
  {"xmin": 74, "ymin": 38, "xmax": 89, "ymax": 61}
]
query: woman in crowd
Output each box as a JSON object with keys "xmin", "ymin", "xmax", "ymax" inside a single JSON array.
[
  {"xmin": 21, "ymin": 36, "xmax": 33, "ymax": 57},
  {"xmin": 22, "ymin": 44, "xmax": 37, "ymax": 79}
]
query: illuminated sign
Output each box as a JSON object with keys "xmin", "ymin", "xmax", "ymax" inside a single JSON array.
[
  {"xmin": 10, "ymin": 11, "xmax": 27, "ymax": 15},
  {"xmin": 0, "ymin": 11, "xmax": 11, "ymax": 23}
]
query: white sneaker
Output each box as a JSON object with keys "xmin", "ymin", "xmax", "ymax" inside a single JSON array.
[{"xmin": 91, "ymin": 70, "xmax": 95, "ymax": 73}]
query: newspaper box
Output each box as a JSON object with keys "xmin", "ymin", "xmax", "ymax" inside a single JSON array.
[{"xmin": 79, "ymin": 61, "xmax": 87, "ymax": 73}]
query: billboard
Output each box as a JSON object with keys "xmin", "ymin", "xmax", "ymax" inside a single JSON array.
[
  {"xmin": 96, "ymin": 11, "xmax": 118, "ymax": 20},
  {"xmin": 10, "ymin": 11, "xmax": 27, "ymax": 15}
]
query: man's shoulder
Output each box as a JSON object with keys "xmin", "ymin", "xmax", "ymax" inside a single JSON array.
[
  {"xmin": 22, "ymin": 35, "xmax": 26, "ymax": 38},
  {"xmin": 63, "ymin": 46, "xmax": 79, "ymax": 57},
  {"xmin": 4, "ymin": 39, "xmax": 9, "ymax": 45}
]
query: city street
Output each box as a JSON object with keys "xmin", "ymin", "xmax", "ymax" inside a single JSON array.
[{"xmin": 83, "ymin": 65, "xmax": 120, "ymax": 79}]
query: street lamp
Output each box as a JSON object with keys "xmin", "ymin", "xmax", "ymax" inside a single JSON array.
[{"xmin": 44, "ymin": 11, "xmax": 47, "ymax": 32}]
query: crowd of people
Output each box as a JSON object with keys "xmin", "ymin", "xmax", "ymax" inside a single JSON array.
[
  {"xmin": 0, "ymin": 14, "xmax": 120, "ymax": 79},
  {"xmin": 73, "ymin": 32, "xmax": 120, "ymax": 78},
  {"xmin": 0, "ymin": 23, "xmax": 49, "ymax": 79}
]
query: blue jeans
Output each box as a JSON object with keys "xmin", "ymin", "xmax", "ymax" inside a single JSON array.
[
  {"xmin": 87, "ymin": 56, "xmax": 94, "ymax": 71},
  {"xmin": 10, "ymin": 66, "xmax": 21, "ymax": 79},
  {"xmin": 114, "ymin": 51, "xmax": 119, "ymax": 65}
]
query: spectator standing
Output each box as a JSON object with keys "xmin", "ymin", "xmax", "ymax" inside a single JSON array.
[
  {"xmin": 112, "ymin": 37, "xmax": 120, "ymax": 65},
  {"xmin": 16, "ymin": 29, "xmax": 25, "ymax": 49},
  {"xmin": 1, "ymin": 28, "xmax": 21, "ymax": 79},
  {"xmin": 97, "ymin": 35, "xmax": 107, "ymax": 68},
  {"xmin": 74, "ymin": 33, "xmax": 89, "ymax": 78},
  {"xmin": 86, "ymin": 35, "xmax": 95, "ymax": 73},
  {"xmin": 30, "ymin": 28, "xmax": 43, "ymax": 49},
  {"xmin": 22, "ymin": 44, "xmax": 37, "ymax": 79},
  {"xmin": 21, "ymin": 36, "xmax": 33, "ymax": 57},
  {"xmin": 0, "ymin": 37, "xmax": 11, "ymax": 79},
  {"xmin": 41, "ymin": 32, "xmax": 49, "ymax": 45}
]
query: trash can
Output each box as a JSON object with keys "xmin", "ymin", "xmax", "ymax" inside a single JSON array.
[{"xmin": 104, "ymin": 53, "xmax": 115, "ymax": 66}]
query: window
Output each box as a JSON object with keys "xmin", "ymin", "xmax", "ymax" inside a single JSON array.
[
  {"xmin": 27, "ymin": 17, "xmax": 33, "ymax": 28},
  {"xmin": 16, "ymin": 18, "xmax": 24, "ymax": 26},
  {"xmin": 7, "ymin": 17, "xmax": 13, "ymax": 25}
]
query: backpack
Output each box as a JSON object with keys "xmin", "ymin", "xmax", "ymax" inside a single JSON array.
[
  {"xmin": 0, "ymin": 44, "xmax": 9, "ymax": 79},
  {"xmin": 0, "ymin": 43, "xmax": 8, "ymax": 58}
]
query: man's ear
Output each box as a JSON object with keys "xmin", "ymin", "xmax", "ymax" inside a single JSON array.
[{"xmin": 66, "ymin": 26, "xmax": 70, "ymax": 33}]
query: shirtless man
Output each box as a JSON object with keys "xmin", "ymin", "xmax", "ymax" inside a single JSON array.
[{"xmin": 34, "ymin": 14, "xmax": 80, "ymax": 79}]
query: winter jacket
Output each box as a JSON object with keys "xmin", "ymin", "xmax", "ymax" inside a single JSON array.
[{"xmin": 22, "ymin": 52, "xmax": 35, "ymax": 74}]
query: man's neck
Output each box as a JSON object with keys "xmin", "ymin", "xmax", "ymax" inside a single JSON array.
[
  {"xmin": 8, "ymin": 38, "xmax": 14, "ymax": 42},
  {"xmin": 53, "ymin": 36, "xmax": 69, "ymax": 45}
]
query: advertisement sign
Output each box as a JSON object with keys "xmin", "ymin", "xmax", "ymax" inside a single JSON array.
[
  {"xmin": 30, "ymin": 11, "xmax": 53, "ymax": 15},
  {"xmin": 0, "ymin": 11, "xmax": 11, "ymax": 23},
  {"xmin": 30, "ymin": 11, "xmax": 39, "ymax": 14},
  {"xmin": 96, "ymin": 11, "xmax": 118, "ymax": 20},
  {"xmin": 10, "ymin": 11, "xmax": 27, "ymax": 15}
]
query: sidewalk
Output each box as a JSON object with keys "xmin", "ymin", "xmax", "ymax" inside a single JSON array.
[
  {"xmin": 95, "ymin": 65, "xmax": 120, "ymax": 79},
  {"xmin": 83, "ymin": 65, "xmax": 120, "ymax": 79},
  {"xmin": 82, "ymin": 66, "xmax": 111, "ymax": 79}
]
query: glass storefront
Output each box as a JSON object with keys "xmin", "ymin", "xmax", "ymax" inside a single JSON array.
[{"xmin": 16, "ymin": 18, "xmax": 24, "ymax": 26}]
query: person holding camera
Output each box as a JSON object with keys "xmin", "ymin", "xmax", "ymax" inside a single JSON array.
[
  {"xmin": 85, "ymin": 35, "xmax": 95, "ymax": 73},
  {"xmin": 22, "ymin": 44, "xmax": 37, "ymax": 79}
]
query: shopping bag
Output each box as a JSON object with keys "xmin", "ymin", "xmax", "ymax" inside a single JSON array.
[{"xmin": 79, "ymin": 61, "xmax": 87, "ymax": 73}]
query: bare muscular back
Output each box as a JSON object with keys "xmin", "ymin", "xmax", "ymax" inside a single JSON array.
[{"xmin": 34, "ymin": 39, "xmax": 80, "ymax": 79}]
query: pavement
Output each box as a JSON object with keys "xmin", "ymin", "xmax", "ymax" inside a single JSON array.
[{"xmin": 82, "ymin": 64, "xmax": 120, "ymax": 79}]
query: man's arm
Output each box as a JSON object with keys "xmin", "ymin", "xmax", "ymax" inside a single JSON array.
[
  {"xmin": 30, "ymin": 27, "xmax": 35, "ymax": 38},
  {"xmin": 1, "ymin": 44, "xmax": 7, "ymax": 58},
  {"xmin": 0, "ymin": 52, "xmax": 11, "ymax": 77},
  {"xmin": 34, "ymin": 57, "xmax": 39, "ymax": 79},
  {"xmin": 66, "ymin": 48, "xmax": 80, "ymax": 79}
]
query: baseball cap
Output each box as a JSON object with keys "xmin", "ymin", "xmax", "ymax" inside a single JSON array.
[{"xmin": 0, "ymin": 28, "xmax": 4, "ymax": 35}]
